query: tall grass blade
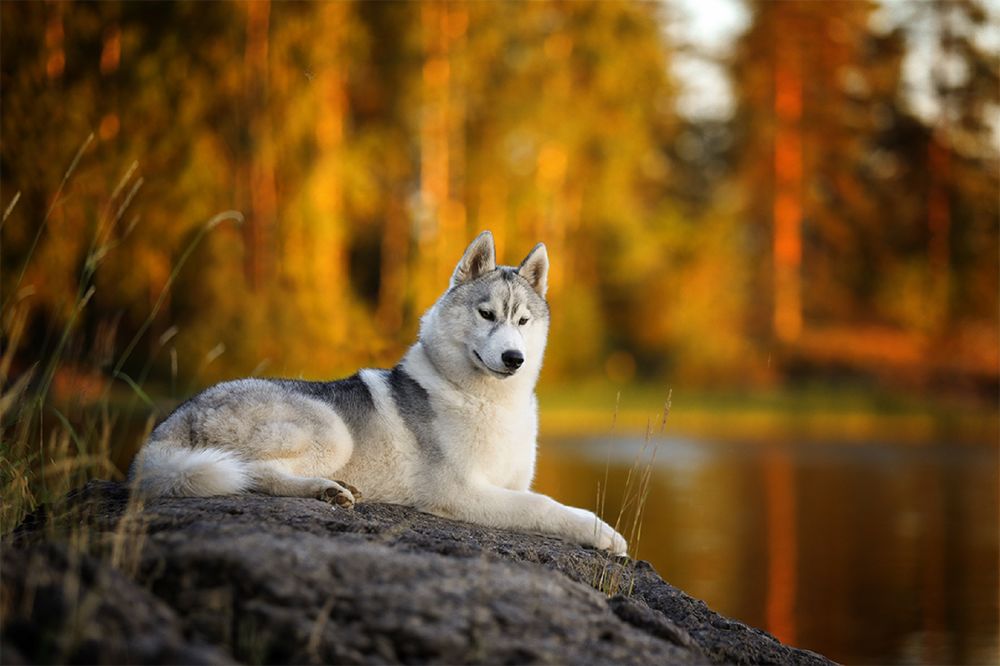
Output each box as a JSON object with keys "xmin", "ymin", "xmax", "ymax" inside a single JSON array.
[
  {"xmin": 36, "ymin": 286, "xmax": 96, "ymax": 403},
  {"xmin": 1, "ymin": 190, "xmax": 21, "ymax": 228},
  {"xmin": 0, "ymin": 365, "xmax": 35, "ymax": 421},
  {"xmin": 113, "ymin": 210, "xmax": 243, "ymax": 375},
  {"xmin": 49, "ymin": 407, "xmax": 86, "ymax": 456},
  {"xmin": 8, "ymin": 133, "xmax": 94, "ymax": 306},
  {"xmin": 113, "ymin": 371, "xmax": 155, "ymax": 409}
]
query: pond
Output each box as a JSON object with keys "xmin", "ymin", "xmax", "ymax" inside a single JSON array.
[{"xmin": 534, "ymin": 435, "xmax": 999, "ymax": 665}]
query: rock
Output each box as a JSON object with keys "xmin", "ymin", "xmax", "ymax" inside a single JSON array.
[{"xmin": 2, "ymin": 481, "xmax": 833, "ymax": 665}]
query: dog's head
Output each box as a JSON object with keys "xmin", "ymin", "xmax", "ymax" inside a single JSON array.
[{"xmin": 420, "ymin": 231, "xmax": 550, "ymax": 391}]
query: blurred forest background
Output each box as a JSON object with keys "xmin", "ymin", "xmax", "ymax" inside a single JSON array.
[
  {"xmin": 2, "ymin": 3, "xmax": 998, "ymax": 662},
  {"xmin": 2, "ymin": 0, "xmax": 997, "ymax": 398}
]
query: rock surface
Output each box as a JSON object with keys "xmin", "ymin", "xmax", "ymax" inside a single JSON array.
[{"xmin": 2, "ymin": 481, "xmax": 833, "ymax": 665}]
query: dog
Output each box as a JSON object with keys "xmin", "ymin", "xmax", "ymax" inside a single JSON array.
[{"xmin": 130, "ymin": 231, "xmax": 627, "ymax": 555}]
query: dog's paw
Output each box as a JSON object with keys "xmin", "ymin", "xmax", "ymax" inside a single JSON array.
[
  {"xmin": 587, "ymin": 516, "xmax": 628, "ymax": 556},
  {"xmin": 568, "ymin": 507, "xmax": 628, "ymax": 556},
  {"xmin": 336, "ymin": 480, "xmax": 362, "ymax": 503},
  {"xmin": 316, "ymin": 480, "xmax": 358, "ymax": 508},
  {"xmin": 601, "ymin": 526, "xmax": 628, "ymax": 557}
]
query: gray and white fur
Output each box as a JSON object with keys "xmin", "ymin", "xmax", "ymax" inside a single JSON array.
[{"xmin": 130, "ymin": 231, "xmax": 627, "ymax": 555}]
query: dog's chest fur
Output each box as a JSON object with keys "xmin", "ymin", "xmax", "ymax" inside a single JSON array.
[{"xmin": 431, "ymin": 393, "xmax": 538, "ymax": 490}]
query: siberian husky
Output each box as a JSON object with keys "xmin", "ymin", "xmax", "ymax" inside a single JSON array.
[{"xmin": 130, "ymin": 231, "xmax": 627, "ymax": 555}]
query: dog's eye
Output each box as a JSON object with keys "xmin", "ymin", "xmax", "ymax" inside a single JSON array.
[
  {"xmin": 518, "ymin": 317, "xmax": 530, "ymax": 326},
  {"xmin": 478, "ymin": 309, "xmax": 495, "ymax": 321}
]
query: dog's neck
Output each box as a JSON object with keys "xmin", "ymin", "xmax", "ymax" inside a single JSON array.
[{"xmin": 400, "ymin": 341, "xmax": 537, "ymax": 408}]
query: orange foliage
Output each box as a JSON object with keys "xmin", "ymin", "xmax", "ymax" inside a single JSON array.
[{"xmin": 1, "ymin": 0, "xmax": 996, "ymax": 391}]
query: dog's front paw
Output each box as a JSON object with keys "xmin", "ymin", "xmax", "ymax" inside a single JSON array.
[
  {"xmin": 336, "ymin": 480, "xmax": 362, "ymax": 503},
  {"xmin": 567, "ymin": 507, "xmax": 628, "ymax": 556},
  {"xmin": 316, "ymin": 480, "xmax": 359, "ymax": 508},
  {"xmin": 599, "ymin": 524, "xmax": 628, "ymax": 557}
]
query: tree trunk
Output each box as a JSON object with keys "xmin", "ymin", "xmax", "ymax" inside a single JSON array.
[
  {"xmin": 417, "ymin": 1, "xmax": 467, "ymax": 309},
  {"xmin": 772, "ymin": 42, "xmax": 804, "ymax": 343},
  {"xmin": 244, "ymin": 0, "xmax": 277, "ymax": 291}
]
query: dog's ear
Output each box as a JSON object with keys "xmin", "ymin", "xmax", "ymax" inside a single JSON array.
[
  {"xmin": 450, "ymin": 231, "xmax": 496, "ymax": 288},
  {"xmin": 517, "ymin": 243, "xmax": 548, "ymax": 297}
]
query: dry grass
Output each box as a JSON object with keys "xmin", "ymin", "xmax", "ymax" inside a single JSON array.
[
  {"xmin": 0, "ymin": 140, "xmax": 250, "ymax": 665},
  {"xmin": 1, "ymin": 138, "xmax": 240, "ymax": 535},
  {"xmin": 590, "ymin": 390, "xmax": 670, "ymax": 597}
]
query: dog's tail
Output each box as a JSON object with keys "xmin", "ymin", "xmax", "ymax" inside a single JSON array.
[{"xmin": 129, "ymin": 442, "xmax": 251, "ymax": 498}]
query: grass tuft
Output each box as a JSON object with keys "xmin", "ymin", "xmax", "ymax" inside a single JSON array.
[
  {"xmin": 591, "ymin": 389, "xmax": 670, "ymax": 597},
  {"xmin": 1, "ymin": 139, "xmax": 235, "ymax": 534}
]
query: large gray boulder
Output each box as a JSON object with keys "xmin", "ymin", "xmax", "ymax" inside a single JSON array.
[{"xmin": 2, "ymin": 481, "xmax": 832, "ymax": 665}]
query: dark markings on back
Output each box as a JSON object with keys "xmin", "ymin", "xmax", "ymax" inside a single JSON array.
[
  {"xmin": 153, "ymin": 394, "xmax": 196, "ymax": 430},
  {"xmin": 271, "ymin": 374, "xmax": 375, "ymax": 439},
  {"xmin": 388, "ymin": 365, "xmax": 441, "ymax": 461}
]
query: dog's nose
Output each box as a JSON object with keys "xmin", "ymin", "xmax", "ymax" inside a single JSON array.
[{"xmin": 501, "ymin": 350, "xmax": 524, "ymax": 370}]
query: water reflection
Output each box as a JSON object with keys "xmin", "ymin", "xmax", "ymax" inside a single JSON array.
[{"xmin": 533, "ymin": 437, "xmax": 1000, "ymax": 665}]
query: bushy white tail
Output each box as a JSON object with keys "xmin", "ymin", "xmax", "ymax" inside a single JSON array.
[{"xmin": 130, "ymin": 443, "xmax": 251, "ymax": 498}]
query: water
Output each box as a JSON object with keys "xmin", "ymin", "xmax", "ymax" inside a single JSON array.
[{"xmin": 533, "ymin": 436, "xmax": 999, "ymax": 665}]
